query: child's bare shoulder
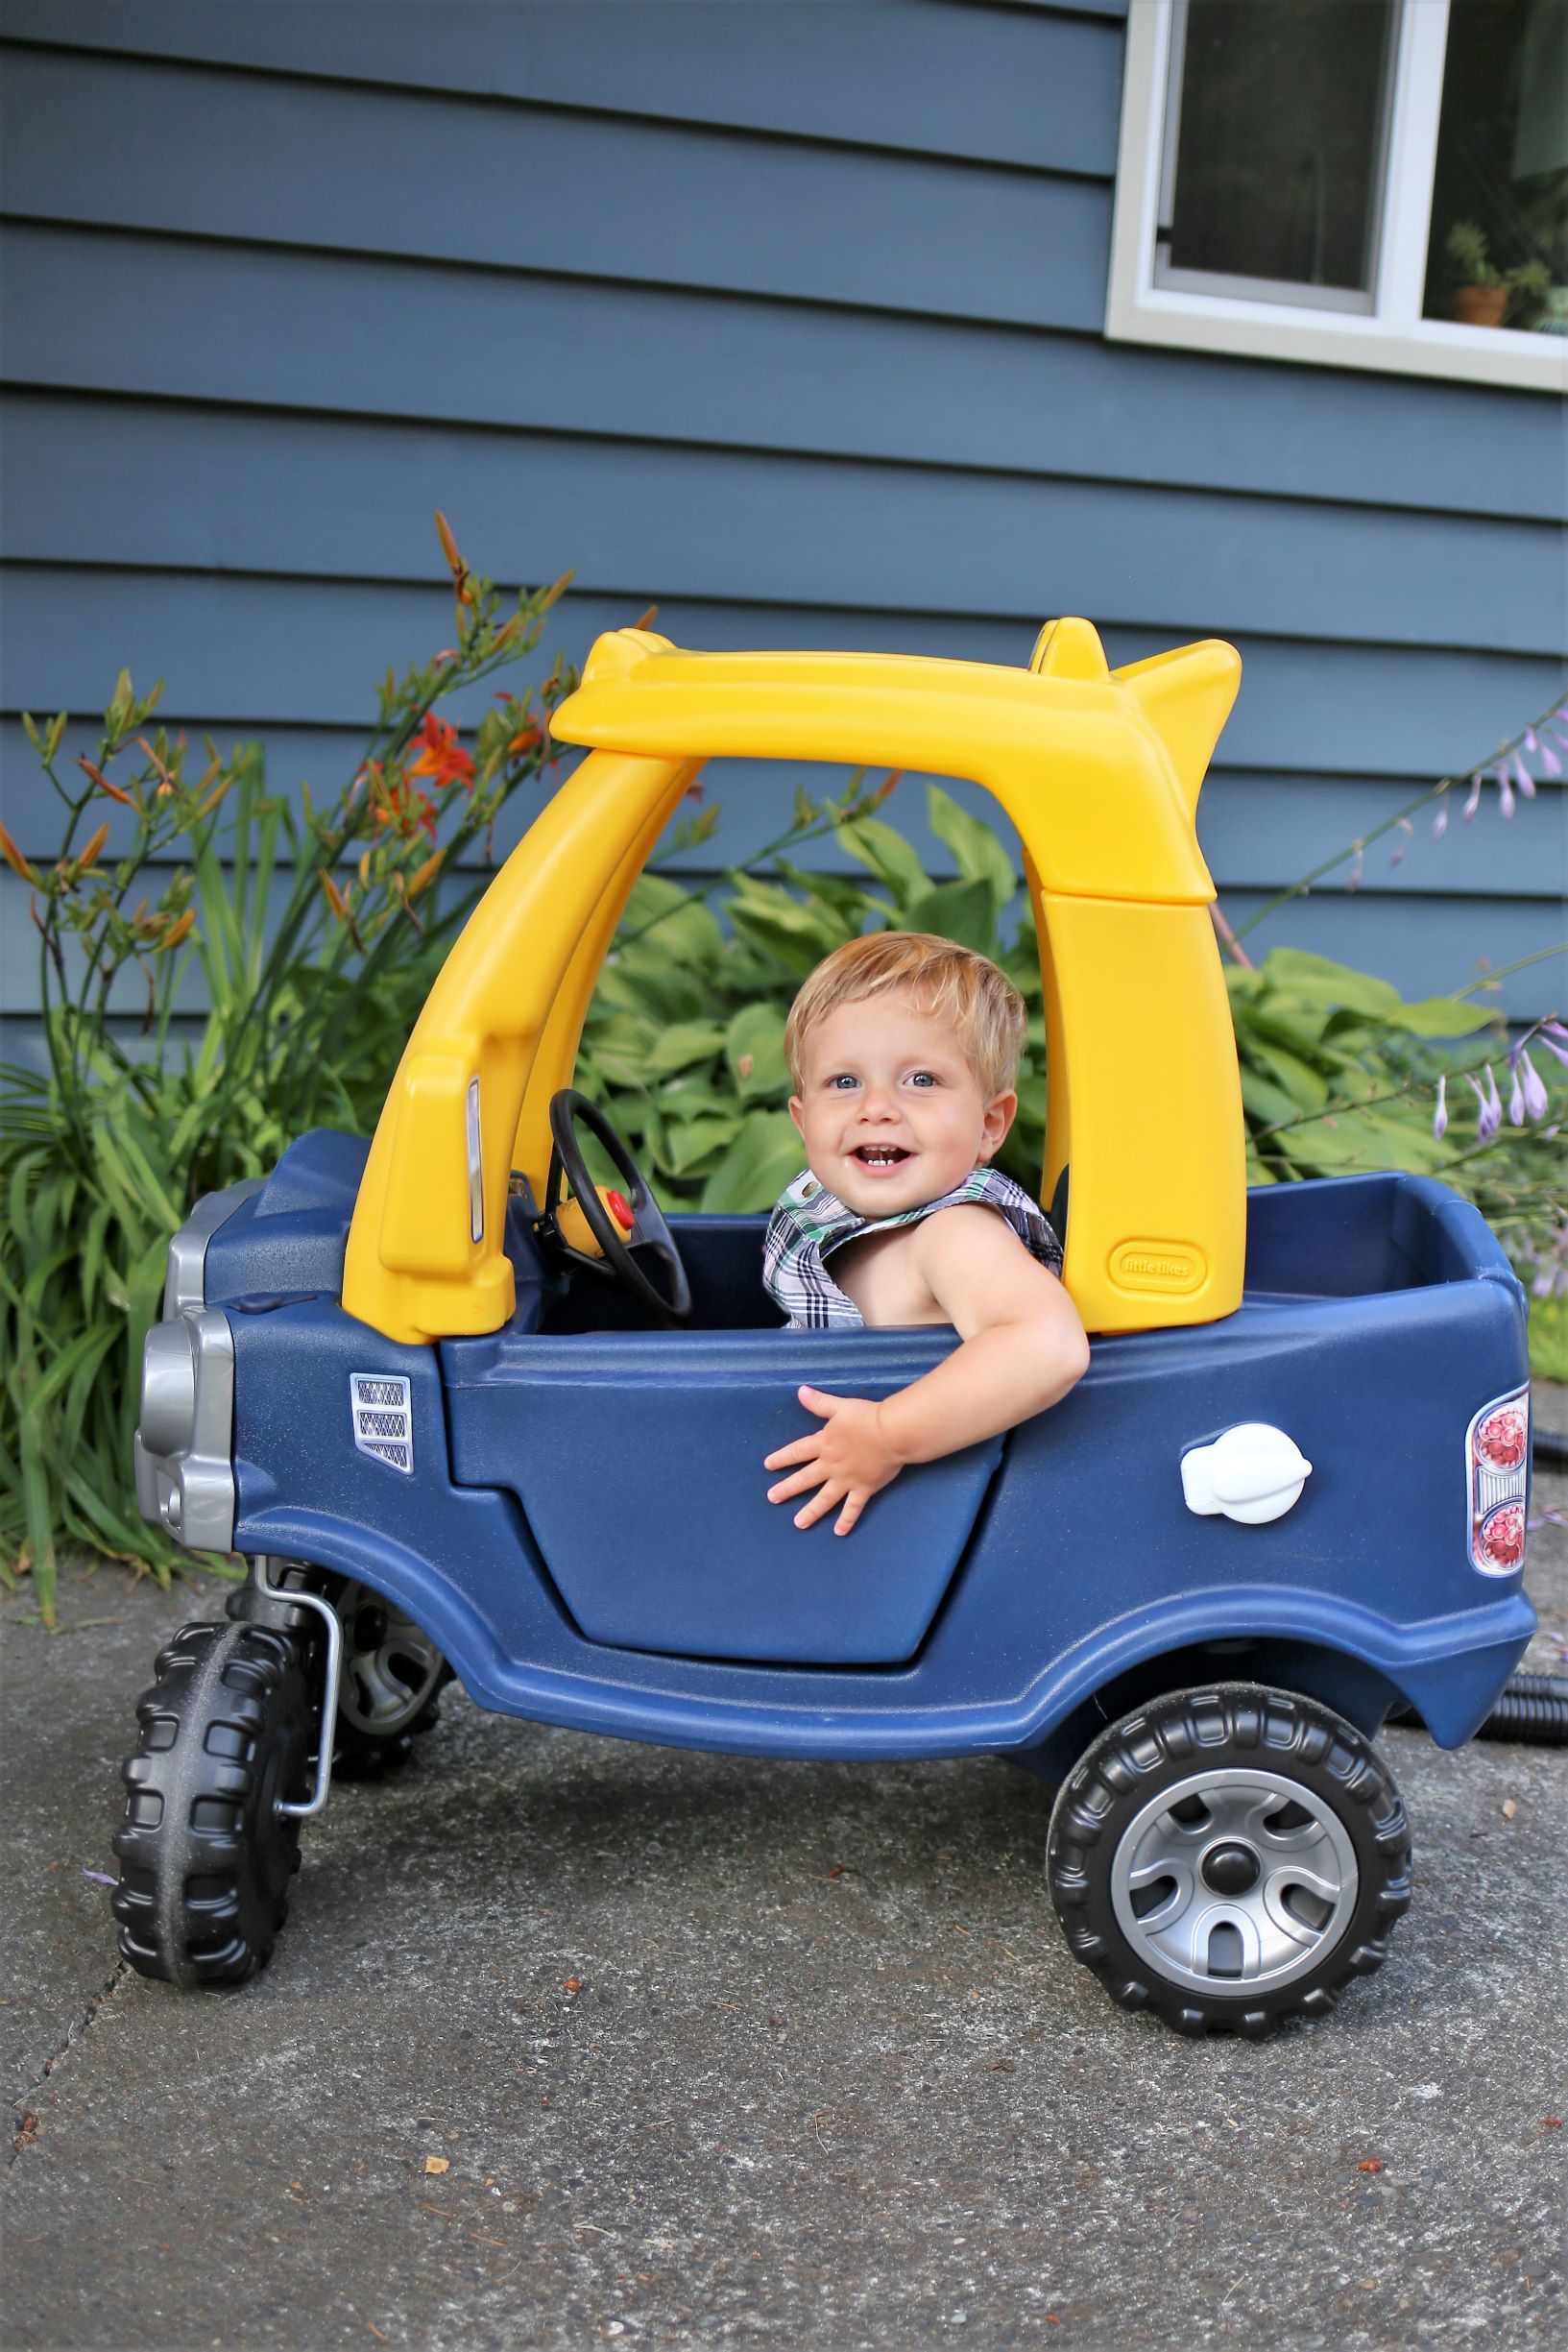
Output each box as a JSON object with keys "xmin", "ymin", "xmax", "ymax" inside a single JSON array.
[{"xmin": 912, "ymin": 1201, "xmax": 1063, "ymax": 1326}]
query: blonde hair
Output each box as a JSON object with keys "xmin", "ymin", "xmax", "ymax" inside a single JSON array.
[{"xmin": 784, "ymin": 932, "xmax": 1025, "ymax": 1101}]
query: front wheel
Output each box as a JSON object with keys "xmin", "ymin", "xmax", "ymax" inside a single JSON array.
[
  {"xmin": 1047, "ymin": 1685, "xmax": 1411, "ymax": 2038},
  {"xmin": 111, "ymin": 1620, "xmax": 311, "ymax": 1988}
]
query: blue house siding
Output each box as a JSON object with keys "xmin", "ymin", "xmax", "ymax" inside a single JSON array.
[{"xmin": 2, "ymin": 0, "xmax": 1563, "ymax": 1055}]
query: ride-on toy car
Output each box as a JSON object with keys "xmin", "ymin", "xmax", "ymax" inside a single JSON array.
[{"xmin": 115, "ymin": 619, "xmax": 1534, "ymax": 2035}]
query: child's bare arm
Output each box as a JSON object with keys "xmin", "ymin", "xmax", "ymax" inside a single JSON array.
[{"xmin": 763, "ymin": 1206, "xmax": 1089, "ymax": 1536}]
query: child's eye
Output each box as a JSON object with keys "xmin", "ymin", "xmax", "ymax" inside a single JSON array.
[
  {"xmin": 907, "ymin": 1071, "xmax": 938, "ymax": 1088},
  {"xmin": 828, "ymin": 1073, "xmax": 859, "ymax": 1091}
]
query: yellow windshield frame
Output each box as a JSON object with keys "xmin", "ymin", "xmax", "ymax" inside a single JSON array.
[{"xmin": 341, "ymin": 619, "xmax": 1244, "ymax": 1343}]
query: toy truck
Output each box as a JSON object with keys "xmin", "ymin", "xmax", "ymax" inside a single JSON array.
[{"xmin": 114, "ymin": 619, "xmax": 1535, "ymax": 2036}]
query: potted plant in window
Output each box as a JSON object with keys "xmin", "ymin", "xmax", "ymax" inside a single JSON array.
[{"xmin": 1445, "ymin": 222, "xmax": 1508, "ymax": 327}]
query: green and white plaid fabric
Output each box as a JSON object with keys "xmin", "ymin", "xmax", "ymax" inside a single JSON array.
[{"xmin": 762, "ymin": 1165, "xmax": 1063, "ymax": 1330}]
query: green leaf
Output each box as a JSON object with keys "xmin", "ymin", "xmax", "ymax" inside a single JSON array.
[
  {"xmin": 726, "ymin": 1004, "xmax": 791, "ymax": 1102},
  {"xmin": 905, "ymin": 878, "xmax": 998, "ymax": 956},
  {"xmin": 1258, "ymin": 949, "xmax": 1403, "ymax": 1020},
  {"xmin": 645, "ymin": 1020, "xmax": 726, "ymax": 1076},
  {"xmin": 699, "ymin": 1110, "xmax": 803, "ymax": 1213},
  {"xmin": 833, "ymin": 815, "xmax": 929, "ymax": 900},
  {"xmin": 662, "ymin": 1114, "xmax": 745, "ymax": 1175},
  {"xmin": 926, "ymin": 785, "xmax": 1016, "ymax": 911},
  {"xmin": 1375, "ymin": 993, "xmax": 1493, "ymax": 1039}
]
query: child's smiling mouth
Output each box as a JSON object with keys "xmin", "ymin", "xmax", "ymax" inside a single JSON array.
[{"xmin": 851, "ymin": 1145, "xmax": 912, "ymax": 1169}]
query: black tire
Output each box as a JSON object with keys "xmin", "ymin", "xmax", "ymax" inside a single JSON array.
[
  {"xmin": 111, "ymin": 1619, "xmax": 312, "ymax": 1989},
  {"xmin": 331, "ymin": 1680, "xmax": 447, "ymax": 1781},
  {"xmin": 1047, "ymin": 1684, "xmax": 1411, "ymax": 2038},
  {"xmin": 328, "ymin": 1582, "xmax": 451, "ymax": 1782}
]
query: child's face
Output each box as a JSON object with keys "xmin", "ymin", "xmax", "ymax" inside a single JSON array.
[{"xmin": 788, "ymin": 992, "xmax": 1017, "ymax": 1219}]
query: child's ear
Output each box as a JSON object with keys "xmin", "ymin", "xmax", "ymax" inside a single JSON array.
[
  {"xmin": 978, "ymin": 1088, "xmax": 1017, "ymax": 1160},
  {"xmin": 788, "ymin": 1097, "xmax": 807, "ymax": 1141}
]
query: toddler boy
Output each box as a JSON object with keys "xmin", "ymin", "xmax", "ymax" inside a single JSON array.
[{"xmin": 762, "ymin": 931, "xmax": 1089, "ymax": 1536}]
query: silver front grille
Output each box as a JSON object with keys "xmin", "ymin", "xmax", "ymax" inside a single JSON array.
[{"xmin": 350, "ymin": 1373, "xmax": 413, "ymax": 1474}]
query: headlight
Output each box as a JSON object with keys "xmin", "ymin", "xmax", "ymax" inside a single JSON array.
[{"xmin": 138, "ymin": 1317, "xmax": 198, "ymax": 1459}]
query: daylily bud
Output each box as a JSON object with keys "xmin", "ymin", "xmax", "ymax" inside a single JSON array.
[
  {"xmin": 79, "ymin": 755, "xmax": 136, "ymax": 807},
  {"xmin": 77, "ymin": 820, "xmax": 109, "ymax": 873},
  {"xmin": 158, "ymin": 909, "xmax": 195, "ymax": 951},
  {"xmin": 0, "ymin": 820, "xmax": 38, "ymax": 885},
  {"xmin": 434, "ymin": 509, "xmax": 464, "ymax": 577}
]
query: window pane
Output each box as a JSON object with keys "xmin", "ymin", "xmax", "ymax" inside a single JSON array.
[
  {"xmin": 1424, "ymin": 0, "xmax": 1568, "ymax": 333},
  {"xmin": 1158, "ymin": 0, "xmax": 1396, "ymax": 301}
]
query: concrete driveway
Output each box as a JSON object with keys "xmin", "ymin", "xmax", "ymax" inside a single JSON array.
[{"xmin": 6, "ymin": 1419, "xmax": 1565, "ymax": 2349}]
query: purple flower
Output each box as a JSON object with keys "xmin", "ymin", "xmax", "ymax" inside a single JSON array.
[
  {"xmin": 1387, "ymin": 817, "xmax": 1413, "ymax": 869},
  {"xmin": 1520, "ymin": 1051, "xmax": 1549, "ymax": 1121},
  {"xmin": 1469, "ymin": 1066, "xmax": 1502, "ymax": 1143},
  {"xmin": 1462, "ymin": 771, "xmax": 1484, "ymax": 820},
  {"xmin": 1345, "ymin": 847, "xmax": 1363, "ymax": 892},
  {"xmin": 1432, "ymin": 802, "xmax": 1449, "ymax": 841},
  {"xmin": 1513, "ymin": 751, "xmax": 1535, "ymax": 802},
  {"xmin": 1499, "ymin": 765, "xmax": 1515, "ymax": 819},
  {"xmin": 1536, "ymin": 1021, "xmax": 1568, "ymax": 1072},
  {"xmin": 1540, "ymin": 738, "xmax": 1562, "ymax": 778},
  {"xmin": 1508, "ymin": 1062, "xmax": 1526, "ymax": 1125},
  {"xmin": 1433, "ymin": 1073, "xmax": 1448, "ymax": 1139}
]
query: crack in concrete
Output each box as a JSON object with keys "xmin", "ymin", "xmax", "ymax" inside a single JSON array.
[{"xmin": 8, "ymin": 1961, "xmax": 129, "ymax": 2168}]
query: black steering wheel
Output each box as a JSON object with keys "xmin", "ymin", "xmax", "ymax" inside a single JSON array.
[{"xmin": 539, "ymin": 1089, "xmax": 691, "ymax": 1324}]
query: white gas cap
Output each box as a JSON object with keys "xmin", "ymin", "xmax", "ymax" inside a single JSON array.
[{"xmin": 1181, "ymin": 1422, "xmax": 1313, "ymax": 1525}]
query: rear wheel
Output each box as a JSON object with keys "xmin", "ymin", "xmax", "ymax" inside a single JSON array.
[
  {"xmin": 330, "ymin": 1580, "xmax": 450, "ymax": 1780},
  {"xmin": 111, "ymin": 1620, "xmax": 311, "ymax": 1989},
  {"xmin": 1047, "ymin": 1684, "xmax": 1411, "ymax": 2037}
]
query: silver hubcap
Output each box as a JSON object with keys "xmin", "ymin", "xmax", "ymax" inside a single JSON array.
[
  {"xmin": 1109, "ymin": 1766, "xmax": 1359, "ymax": 1995},
  {"xmin": 335, "ymin": 1584, "xmax": 445, "ymax": 1736}
]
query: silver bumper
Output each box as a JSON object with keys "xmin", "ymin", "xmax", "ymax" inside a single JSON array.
[{"xmin": 134, "ymin": 1178, "xmax": 262, "ymax": 1553}]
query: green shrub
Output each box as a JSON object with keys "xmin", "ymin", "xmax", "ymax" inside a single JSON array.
[{"xmin": 1, "ymin": 523, "xmax": 575, "ymax": 1620}]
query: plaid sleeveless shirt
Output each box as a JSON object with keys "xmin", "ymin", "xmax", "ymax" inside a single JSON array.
[{"xmin": 762, "ymin": 1164, "xmax": 1063, "ymax": 1331}]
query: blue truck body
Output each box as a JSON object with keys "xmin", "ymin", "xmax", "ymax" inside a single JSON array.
[{"xmin": 192, "ymin": 1129, "xmax": 1533, "ymax": 1774}]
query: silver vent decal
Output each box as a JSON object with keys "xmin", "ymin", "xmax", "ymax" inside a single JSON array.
[{"xmin": 350, "ymin": 1373, "xmax": 414, "ymax": 1475}]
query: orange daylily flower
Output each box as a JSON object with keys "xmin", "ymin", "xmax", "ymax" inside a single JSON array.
[
  {"xmin": 370, "ymin": 770, "xmax": 439, "ymax": 840},
  {"xmin": 408, "ymin": 712, "xmax": 475, "ymax": 793}
]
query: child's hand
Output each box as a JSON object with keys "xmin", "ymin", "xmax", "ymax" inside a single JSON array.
[{"xmin": 763, "ymin": 1385, "xmax": 905, "ymax": 1536}]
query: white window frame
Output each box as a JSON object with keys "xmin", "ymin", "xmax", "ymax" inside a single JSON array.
[{"xmin": 1106, "ymin": 0, "xmax": 1568, "ymax": 395}]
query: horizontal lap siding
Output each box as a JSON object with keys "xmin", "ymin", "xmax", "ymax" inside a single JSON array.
[{"xmin": 2, "ymin": 0, "xmax": 1562, "ymax": 1055}]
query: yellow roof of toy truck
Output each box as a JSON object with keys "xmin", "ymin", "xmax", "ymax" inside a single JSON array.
[{"xmin": 341, "ymin": 618, "xmax": 1246, "ymax": 1346}]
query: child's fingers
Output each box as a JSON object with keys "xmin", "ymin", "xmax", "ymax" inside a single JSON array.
[
  {"xmin": 762, "ymin": 1436, "xmax": 819, "ymax": 1470},
  {"xmin": 793, "ymin": 1480, "xmax": 846, "ymax": 1530},
  {"xmin": 766, "ymin": 1466, "xmax": 822, "ymax": 1505},
  {"xmin": 797, "ymin": 1385, "xmax": 842, "ymax": 1415},
  {"xmin": 833, "ymin": 1493, "xmax": 865, "ymax": 1537}
]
